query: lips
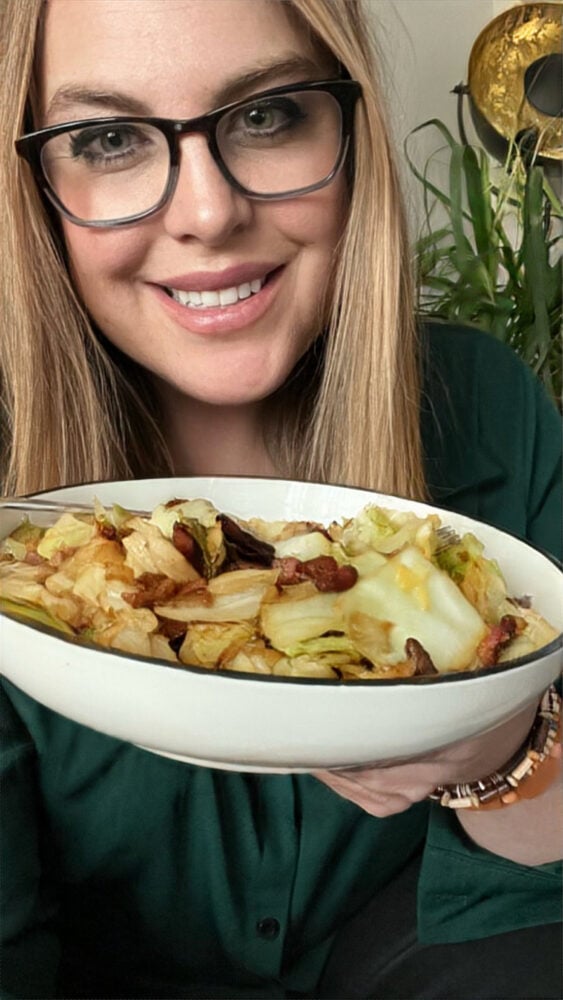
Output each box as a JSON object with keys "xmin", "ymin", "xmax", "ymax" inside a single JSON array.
[
  {"xmin": 158, "ymin": 261, "xmax": 280, "ymax": 293},
  {"xmin": 151, "ymin": 264, "xmax": 285, "ymax": 335},
  {"xmin": 156, "ymin": 261, "xmax": 282, "ymax": 311}
]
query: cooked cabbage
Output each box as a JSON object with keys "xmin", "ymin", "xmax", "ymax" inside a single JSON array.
[{"xmin": 0, "ymin": 498, "xmax": 557, "ymax": 680}]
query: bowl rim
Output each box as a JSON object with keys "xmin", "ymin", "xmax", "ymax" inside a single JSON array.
[{"xmin": 1, "ymin": 473, "xmax": 561, "ymax": 689}]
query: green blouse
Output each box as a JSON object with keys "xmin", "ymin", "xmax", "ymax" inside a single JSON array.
[{"xmin": 1, "ymin": 324, "xmax": 561, "ymax": 999}]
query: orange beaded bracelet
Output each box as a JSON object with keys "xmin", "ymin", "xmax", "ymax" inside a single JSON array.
[{"xmin": 429, "ymin": 685, "xmax": 561, "ymax": 810}]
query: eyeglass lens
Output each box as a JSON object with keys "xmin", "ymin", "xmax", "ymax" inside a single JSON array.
[{"xmin": 39, "ymin": 89, "xmax": 344, "ymax": 223}]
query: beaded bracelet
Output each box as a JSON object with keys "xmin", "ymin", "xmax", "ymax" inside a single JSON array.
[{"xmin": 429, "ymin": 685, "xmax": 561, "ymax": 810}]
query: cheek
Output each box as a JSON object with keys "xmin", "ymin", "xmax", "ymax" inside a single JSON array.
[
  {"xmin": 62, "ymin": 223, "xmax": 147, "ymax": 294},
  {"xmin": 268, "ymin": 176, "xmax": 348, "ymax": 249}
]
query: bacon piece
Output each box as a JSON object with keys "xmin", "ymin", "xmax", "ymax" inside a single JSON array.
[
  {"xmin": 125, "ymin": 573, "xmax": 211, "ymax": 610},
  {"xmin": 171, "ymin": 523, "xmax": 192, "ymax": 557},
  {"xmin": 123, "ymin": 572, "xmax": 179, "ymax": 608},
  {"xmin": 274, "ymin": 555, "xmax": 358, "ymax": 593},
  {"xmin": 157, "ymin": 617, "xmax": 188, "ymax": 642},
  {"xmin": 303, "ymin": 557, "xmax": 357, "ymax": 592},
  {"xmin": 405, "ymin": 637, "xmax": 438, "ymax": 675},
  {"xmin": 273, "ymin": 557, "xmax": 303, "ymax": 586},
  {"xmin": 97, "ymin": 522, "xmax": 118, "ymax": 540},
  {"xmin": 172, "ymin": 522, "xmax": 205, "ymax": 576},
  {"xmin": 477, "ymin": 614, "xmax": 524, "ymax": 667}
]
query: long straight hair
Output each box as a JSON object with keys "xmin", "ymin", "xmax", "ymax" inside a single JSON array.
[{"xmin": 0, "ymin": 0, "xmax": 426, "ymax": 499}]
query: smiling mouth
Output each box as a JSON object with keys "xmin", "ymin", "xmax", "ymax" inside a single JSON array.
[{"xmin": 163, "ymin": 269, "xmax": 280, "ymax": 309}]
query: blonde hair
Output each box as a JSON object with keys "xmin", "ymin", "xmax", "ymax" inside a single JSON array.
[{"xmin": 0, "ymin": 0, "xmax": 426, "ymax": 499}]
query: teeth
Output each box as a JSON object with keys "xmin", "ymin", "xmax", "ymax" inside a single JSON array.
[
  {"xmin": 219, "ymin": 286, "xmax": 238, "ymax": 306},
  {"xmin": 168, "ymin": 276, "xmax": 266, "ymax": 308}
]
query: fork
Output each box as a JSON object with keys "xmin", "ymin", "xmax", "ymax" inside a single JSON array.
[{"xmin": 0, "ymin": 496, "xmax": 149, "ymax": 517}]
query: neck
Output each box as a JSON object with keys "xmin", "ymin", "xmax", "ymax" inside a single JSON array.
[{"xmin": 156, "ymin": 385, "xmax": 279, "ymax": 478}]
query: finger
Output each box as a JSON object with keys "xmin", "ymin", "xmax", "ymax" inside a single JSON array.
[
  {"xmin": 314, "ymin": 766, "xmax": 435, "ymax": 799},
  {"xmin": 312, "ymin": 771, "xmax": 418, "ymax": 817}
]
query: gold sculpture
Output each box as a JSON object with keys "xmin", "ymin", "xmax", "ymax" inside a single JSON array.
[{"xmin": 467, "ymin": 2, "xmax": 562, "ymax": 163}]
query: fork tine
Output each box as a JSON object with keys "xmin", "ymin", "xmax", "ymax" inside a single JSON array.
[{"xmin": 434, "ymin": 524, "xmax": 461, "ymax": 551}]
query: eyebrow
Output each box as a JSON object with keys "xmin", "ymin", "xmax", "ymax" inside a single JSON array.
[{"xmin": 44, "ymin": 55, "xmax": 328, "ymax": 123}]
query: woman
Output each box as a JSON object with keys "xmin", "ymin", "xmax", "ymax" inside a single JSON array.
[{"xmin": 0, "ymin": 1, "xmax": 561, "ymax": 998}]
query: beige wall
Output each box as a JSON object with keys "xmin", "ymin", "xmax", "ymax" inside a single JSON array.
[
  {"xmin": 365, "ymin": 0, "xmax": 521, "ymax": 225},
  {"xmin": 368, "ymin": 0, "xmax": 519, "ymax": 141}
]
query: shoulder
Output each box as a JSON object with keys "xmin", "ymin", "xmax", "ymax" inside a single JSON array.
[
  {"xmin": 420, "ymin": 319, "xmax": 543, "ymax": 457},
  {"xmin": 419, "ymin": 320, "xmax": 562, "ymax": 558},
  {"xmin": 421, "ymin": 318, "xmax": 534, "ymax": 391}
]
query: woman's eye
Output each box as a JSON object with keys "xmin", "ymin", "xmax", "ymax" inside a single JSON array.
[
  {"xmin": 97, "ymin": 130, "xmax": 132, "ymax": 153},
  {"xmin": 243, "ymin": 106, "xmax": 279, "ymax": 130},
  {"xmin": 70, "ymin": 125, "xmax": 148, "ymax": 166},
  {"xmin": 236, "ymin": 98, "xmax": 306, "ymax": 138}
]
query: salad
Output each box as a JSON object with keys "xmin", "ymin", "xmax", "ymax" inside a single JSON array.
[{"xmin": 0, "ymin": 498, "xmax": 557, "ymax": 680}]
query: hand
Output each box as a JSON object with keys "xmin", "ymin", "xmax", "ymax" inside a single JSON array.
[{"xmin": 313, "ymin": 700, "xmax": 538, "ymax": 818}]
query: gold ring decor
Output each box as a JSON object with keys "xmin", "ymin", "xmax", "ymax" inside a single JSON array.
[{"xmin": 467, "ymin": 2, "xmax": 562, "ymax": 163}]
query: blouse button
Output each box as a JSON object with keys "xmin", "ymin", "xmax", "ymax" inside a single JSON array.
[{"xmin": 256, "ymin": 917, "xmax": 281, "ymax": 939}]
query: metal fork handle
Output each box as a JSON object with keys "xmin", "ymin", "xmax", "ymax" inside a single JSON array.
[{"xmin": 0, "ymin": 497, "xmax": 148, "ymax": 517}]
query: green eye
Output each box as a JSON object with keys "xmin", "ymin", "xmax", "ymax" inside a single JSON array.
[
  {"xmin": 70, "ymin": 124, "xmax": 147, "ymax": 165},
  {"xmin": 99, "ymin": 130, "xmax": 129, "ymax": 152},
  {"xmin": 244, "ymin": 107, "xmax": 276, "ymax": 129}
]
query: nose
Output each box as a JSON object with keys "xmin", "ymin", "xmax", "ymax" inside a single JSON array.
[{"xmin": 161, "ymin": 133, "xmax": 253, "ymax": 245}]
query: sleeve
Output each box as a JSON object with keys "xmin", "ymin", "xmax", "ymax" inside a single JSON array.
[
  {"xmin": 422, "ymin": 322, "xmax": 562, "ymax": 560},
  {"xmin": 0, "ymin": 682, "xmax": 60, "ymax": 999},
  {"xmin": 524, "ymin": 372, "xmax": 562, "ymax": 562},
  {"xmin": 417, "ymin": 807, "xmax": 562, "ymax": 944},
  {"xmin": 418, "ymin": 334, "xmax": 562, "ymax": 945}
]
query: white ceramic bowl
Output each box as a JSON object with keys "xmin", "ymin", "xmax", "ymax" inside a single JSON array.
[{"xmin": 1, "ymin": 477, "xmax": 561, "ymax": 772}]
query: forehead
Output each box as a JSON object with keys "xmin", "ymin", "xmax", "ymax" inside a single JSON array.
[{"xmin": 39, "ymin": 0, "xmax": 327, "ymax": 119}]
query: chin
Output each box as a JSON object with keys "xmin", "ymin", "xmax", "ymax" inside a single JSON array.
[
  {"xmin": 159, "ymin": 374, "xmax": 277, "ymax": 408},
  {"xmin": 164, "ymin": 359, "xmax": 302, "ymax": 408},
  {"xmin": 185, "ymin": 385, "xmax": 277, "ymax": 407}
]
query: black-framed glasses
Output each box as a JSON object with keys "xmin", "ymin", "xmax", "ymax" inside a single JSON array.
[{"xmin": 15, "ymin": 79, "xmax": 362, "ymax": 228}]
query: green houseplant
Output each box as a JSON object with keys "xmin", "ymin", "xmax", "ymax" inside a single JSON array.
[{"xmin": 406, "ymin": 119, "xmax": 562, "ymax": 407}]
